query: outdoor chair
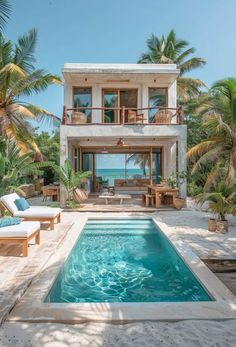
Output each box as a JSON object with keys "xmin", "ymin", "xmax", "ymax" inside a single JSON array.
[
  {"xmin": 153, "ymin": 110, "xmax": 174, "ymax": 124},
  {"xmin": 0, "ymin": 221, "xmax": 40, "ymax": 256},
  {"xmin": 127, "ymin": 110, "xmax": 146, "ymax": 124},
  {"xmin": 0, "ymin": 193, "xmax": 61, "ymax": 230}
]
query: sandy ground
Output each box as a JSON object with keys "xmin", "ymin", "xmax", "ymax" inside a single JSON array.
[
  {"xmin": 1, "ymin": 320, "xmax": 236, "ymax": 347},
  {"xmin": 1, "ymin": 201, "xmax": 236, "ymax": 346}
]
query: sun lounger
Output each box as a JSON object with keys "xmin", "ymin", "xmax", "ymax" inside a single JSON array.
[
  {"xmin": 0, "ymin": 193, "xmax": 61, "ymax": 230},
  {"xmin": 0, "ymin": 221, "xmax": 40, "ymax": 256}
]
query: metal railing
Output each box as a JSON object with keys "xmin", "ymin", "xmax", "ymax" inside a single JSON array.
[{"xmin": 62, "ymin": 105, "xmax": 184, "ymax": 125}]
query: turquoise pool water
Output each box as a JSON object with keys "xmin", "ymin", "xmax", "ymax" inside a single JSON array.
[{"xmin": 45, "ymin": 219, "xmax": 212, "ymax": 303}]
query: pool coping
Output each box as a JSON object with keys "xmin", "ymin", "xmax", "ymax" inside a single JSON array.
[{"xmin": 7, "ymin": 213, "xmax": 236, "ymax": 322}]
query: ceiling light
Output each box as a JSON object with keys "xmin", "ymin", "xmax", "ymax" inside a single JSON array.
[{"xmin": 116, "ymin": 138, "xmax": 128, "ymax": 147}]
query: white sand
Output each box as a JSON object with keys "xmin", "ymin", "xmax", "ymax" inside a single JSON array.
[
  {"xmin": 1, "ymin": 320, "xmax": 236, "ymax": 347},
  {"xmin": 1, "ymin": 204, "xmax": 236, "ymax": 346}
]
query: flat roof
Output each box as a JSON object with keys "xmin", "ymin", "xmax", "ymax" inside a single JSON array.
[{"xmin": 62, "ymin": 63, "xmax": 180, "ymax": 75}]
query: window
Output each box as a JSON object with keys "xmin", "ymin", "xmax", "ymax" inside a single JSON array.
[
  {"xmin": 103, "ymin": 89, "xmax": 138, "ymax": 123},
  {"xmin": 73, "ymin": 87, "xmax": 92, "ymax": 123},
  {"xmin": 148, "ymin": 88, "xmax": 167, "ymax": 123}
]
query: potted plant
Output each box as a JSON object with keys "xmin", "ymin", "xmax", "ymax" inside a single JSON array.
[
  {"xmin": 166, "ymin": 171, "xmax": 187, "ymax": 209},
  {"xmin": 51, "ymin": 159, "xmax": 91, "ymax": 208},
  {"xmin": 194, "ymin": 182, "xmax": 236, "ymax": 233}
]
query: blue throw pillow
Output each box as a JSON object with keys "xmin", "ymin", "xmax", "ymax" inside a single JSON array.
[
  {"xmin": 0, "ymin": 217, "xmax": 21, "ymax": 228},
  {"xmin": 14, "ymin": 198, "xmax": 30, "ymax": 211}
]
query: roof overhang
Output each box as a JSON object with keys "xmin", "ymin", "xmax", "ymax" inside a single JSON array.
[{"xmin": 62, "ymin": 63, "xmax": 180, "ymax": 85}]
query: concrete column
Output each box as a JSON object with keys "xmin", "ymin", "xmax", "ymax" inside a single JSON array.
[
  {"xmin": 168, "ymin": 81, "xmax": 177, "ymax": 123},
  {"xmin": 60, "ymin": 126, "xmax": 68, "ymax": 207},
  {"xmin": 168, "ymin": 80, "xmax": 177, "ymax": 108},
  {"xmin": 177, "ymin": 131, "xmax": 187, "ymax": 198},
  {"xmin": 92, "ymin": 85, "xmax": 102, "ymax": 123},
  {"xmin": 141, "ymin": 85, "xmax": 149, "ymax": 123},
  {"xmin": 170, "ymin": 141, "xmax": 177, "ymax": 174}
]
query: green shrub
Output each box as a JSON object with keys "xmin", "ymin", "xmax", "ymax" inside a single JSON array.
[{"xmin": 187, "ymin": 182, "xmax": 203, "ymax": 196}]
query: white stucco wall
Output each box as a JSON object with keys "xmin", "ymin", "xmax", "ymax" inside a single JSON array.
[
  {"xmin": 63, "ymin": 71, "xmax": 177, "ymax": 123},
  {"xmin": 60, "ymin": 65, "xmax": 186, "ymax": 206}
]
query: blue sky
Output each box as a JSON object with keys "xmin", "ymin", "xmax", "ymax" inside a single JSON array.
[{"xmin": 6, "ymin": 0, "xmax": 236, "ymax": 121}]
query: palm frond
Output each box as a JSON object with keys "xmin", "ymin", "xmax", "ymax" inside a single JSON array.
[
  {"xmin": 0, "ymin": 0, "xmax": 11, "ymax": 31},
  {"xmin": 14, "ymin": 28, "xmax": 37, "ymax": 72}
]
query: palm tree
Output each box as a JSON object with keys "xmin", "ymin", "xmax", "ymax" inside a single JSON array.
[
  {"xmin": 138, "ymin": 30, "xmax": 206, "ymax": 99},
  {"xmin": 187, "ymin": 78, "xmax": 236, "ymax": 189},
  {"xmin": 0, "ymin": 137, "xmax": 52, "ymax": 196},
  {"xmin": 126, "ymin": 154, "xmax": 150, "ymax": 176},
  {"xmin": 0, "ymin": 0, "xmax": 11, "ymax": 31},
  {"xmin": 194, "ymin": 182, "xmax": 236, "ymax": 221},
  {"xmin": 51, "ymin": 159, "xmax": 91, "ymax": 203},
  {"xmin": 0, "ymin": 28, "xmax": 62, "ymax": 154}
]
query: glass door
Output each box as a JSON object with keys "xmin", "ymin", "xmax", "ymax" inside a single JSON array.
[
  {"xmin": 103, "ymin": 90, "xmax": 119, "ymax": 123},
  {"xmin": 82, "ymin": 153, "xmax": 94, "ymax": 193},
  {"xmin": 152, "ymin": 148, "xmax": 162, "ymax": 183}
]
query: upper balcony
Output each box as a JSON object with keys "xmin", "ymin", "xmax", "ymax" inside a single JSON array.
[{"xmin": 62, "ymin": 105, "xmax": 184, "ymax": 125}]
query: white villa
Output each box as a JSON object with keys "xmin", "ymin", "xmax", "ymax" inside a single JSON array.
[{"xmin": 60, "ymin": 63, "xmax": 187, "ymax": 205}]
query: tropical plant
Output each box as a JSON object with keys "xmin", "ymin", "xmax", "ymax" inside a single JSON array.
[
  {"xmin": 126, "ymin": 153, "xmax": 150, "ymax": 176},
  {"xmin": 35, "ymin": 130, "xmax": 60, "ymax": 184},
  {"xmin": 51, "ymin": 159, "xmax": 91, "ymax": 204},
  {"xmin": 0, "ymin": 137, "xmax": 52, "ymax": 196},
  {"xmin": 0, "ymin": 0, "xmax": 11, "ymax": 31},
  {"xmin": 159, "ymin": 171, "xmax": 187, "ymax": 189},
  {"xmin": 0, "ymin": 28, "xmax": 62, "ymax": 154},
  {"xmin": 187, "ymin": 78, "xmax": 236, "ymax": 190},
  {"xmin": 194, "ymin": 182, "xmax": 236, "ymax": 221},
  {"xmin": 138, "ymin": 30, "xmax": 206, "ymax": 99}
]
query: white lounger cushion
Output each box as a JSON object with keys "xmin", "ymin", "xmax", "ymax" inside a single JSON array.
[
  {"xmin": 0, "ymin": 221, "xmax": 40, "ymax": 238},
  {"xmin": 1, "ymin": 193, "xmax": 20, "ymax": 215},
  {"xmin": 14, "ymin": 206, "xmax": 61, "ymax": 218},
  {"xmin": 1, "ymin": 193, "xmax": 61, "ymax": 218}
]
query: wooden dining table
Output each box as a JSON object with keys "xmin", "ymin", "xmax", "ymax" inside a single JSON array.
[{"xmin": 147, "ymin": 185, "xmax": 179, "ymax": 208}]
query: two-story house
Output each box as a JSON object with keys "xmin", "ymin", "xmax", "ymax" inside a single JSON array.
[{"xmin": 60, "ymin": 63, "xmax": 187, "ymax": 205}]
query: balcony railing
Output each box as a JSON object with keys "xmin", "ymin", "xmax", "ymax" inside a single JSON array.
[{"xmin": 62, "ymin": 105, "xmax": 184, "ymax": 125}]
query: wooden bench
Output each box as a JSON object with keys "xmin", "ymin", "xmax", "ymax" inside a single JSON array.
[{"xmin": 98, "ymin": 194, "xmax": 132, "ymax": 205}]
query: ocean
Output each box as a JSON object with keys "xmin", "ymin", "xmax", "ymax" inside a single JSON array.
[{"xmin": 96, "ymin": 168, "xmax": 149, "ymax": 185}]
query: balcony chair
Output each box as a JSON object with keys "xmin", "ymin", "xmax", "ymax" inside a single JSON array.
[
  {"xmin": 71, "ymin": 111, "xmax": 87, "ymax": 124},
  {"xmin": 153, "ymin": 110, "xmax": 174, "ymax": 124},
  {"xmin": 127, "ymin": 110, "xmax": 146, "ymax": 124}
]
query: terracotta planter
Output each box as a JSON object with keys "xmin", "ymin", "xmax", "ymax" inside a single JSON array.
[
  {"xmin": 216, "ymin": 220, "xmax": 228, "ymax": 233},
  {"xmin": 73, "ymin": 188, "xmax": 88, "ymax": 204},
  {"xmin": 174, "ymin": 197, "xmax": 185, "ymax": 210},
  {"xmin": 208, "ymin": 218, "xmax": 217, "ymax": 232},
  {"xmin": 208, "ymin": 218, "xmax": 228, "ymax": 233},
  {"xmin": 71, "ymin": 112, "xmax": 87, "ymax": 124}
]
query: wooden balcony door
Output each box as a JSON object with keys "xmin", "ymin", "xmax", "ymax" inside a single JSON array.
[{"xmin": 102, "ymin": 89, "xmax": 137, "ymax": 123}]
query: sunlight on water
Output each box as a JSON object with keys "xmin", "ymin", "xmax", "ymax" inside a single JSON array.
[{"xmin": 45, "ymin": 219, "xmax": 212, "ymax": 303}]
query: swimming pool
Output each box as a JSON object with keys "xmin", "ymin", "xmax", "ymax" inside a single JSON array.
[{"xmin": 45, "ymin": 219, "xmax": 212, "ymax": 303}]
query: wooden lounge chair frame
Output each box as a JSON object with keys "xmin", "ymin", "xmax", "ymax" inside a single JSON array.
[
  {"xmin": 0, "ymin": 201, "xmax": 61, "ymax": 231},
  {"xmin": 0, "ymin": 228, "xmax": 40, "ymax": 257}
]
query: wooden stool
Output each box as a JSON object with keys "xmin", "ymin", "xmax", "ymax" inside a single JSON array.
[{"xmin": 144, "ymin": 194, "xmax": 155, "ymax": 207}]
